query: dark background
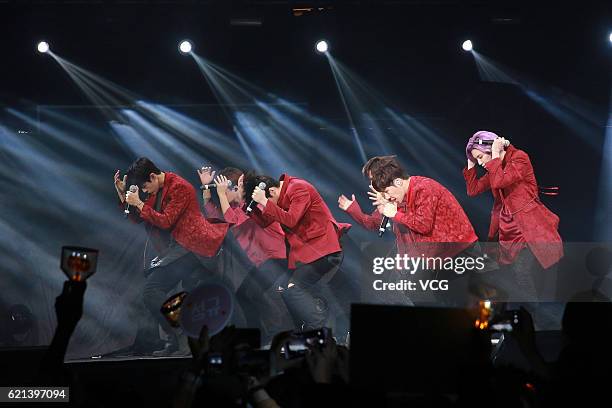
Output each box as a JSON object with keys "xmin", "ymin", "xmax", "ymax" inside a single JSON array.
[{"xmin": 0, "ymin": 0, "xmax": 610, "ymax": 357}]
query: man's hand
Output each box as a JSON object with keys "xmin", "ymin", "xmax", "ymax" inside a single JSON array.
[
  {"xmin": 338, "ymin": 194, "xmax": 355, "ymax": 211},
  {"xmin": 269, "ymin": 330, "xmax": 303, "ymax": 375},
  {"xmin": 55, "ymin": 280, "xmax": 87, "ymax": 332},
  {"xmin": 467, "ymin": 159, "xmax": 476, "ymax": 170},
  {"xmin": 214, "ymin": 174, "xmax": 230, "ymax": 195},
  {"xmin": 197, "ymin": 166, "xmax": 215, "ymax": 186},
  {"xmin": 114, "ymin": 170, "xmax": 127, "ymax": 202},
  {"xmin": 380, "ymin": 201, "xmax": 398, "ymax": 218},
  {"xmin": 491, "ymin": 137, "xmax": 507, "ymax": 159},
  {"xmin": 188, "ymin": 325, "xmax": 210, "ymax": 364},
  {"xmin": 251, "ymin": 186, "xmax": 268, "ymax": 207},
  {"xmin": 368, "ymin": 185, "xmax": 389, "ymax": 210},
  {"xmin": 305, "ymin": 335, "xmax": 337, "ymax": 384},
  {"xmin": 125, "ymin": 186, "xmax": 144, "ymax": 210}
]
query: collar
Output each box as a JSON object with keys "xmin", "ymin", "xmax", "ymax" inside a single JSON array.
[{"xmin": 278, "ymin": 173, "xmax": 292, "ymax": 203}]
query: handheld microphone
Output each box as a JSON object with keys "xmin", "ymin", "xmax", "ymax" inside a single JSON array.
[
  {"xmin": 476, "ymin": 138, "xmax": 510, "ymax": 147},
  {"xmin": 124, "ymin": 185, "xmax": 138, "ymax": 217},
  {"xmin": 200, "ymin": 180, "xmax": 233, "ymax": 190},
  {"xmin": 378, "ymin": 216, "xmax": 390, "ymax": 237},
  {"xmin": 246, "ymin": 182, "xmax": 267, "ymax": 214}
]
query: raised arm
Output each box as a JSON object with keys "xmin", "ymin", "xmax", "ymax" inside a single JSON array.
[
  {"xmin": 484, "ymin": 150, "xmax": 533, "ymax": 190},
  {"xmin": 340, "ymin": 194, "xmax": 382, "ymax": 231},
  {"xmin": 262, "ymin": 187, "xmax": 310, "ymax": 229},
  {"xmin": 463, "ymin": 165, "xmax": 491, "ymax": 197}
]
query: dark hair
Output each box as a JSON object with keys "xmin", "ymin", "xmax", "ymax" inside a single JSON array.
[
  {"xmin": 242, "ymin": 172, "xmax": 280, "ymax": 202},
  {"xmin": 210, "ymin": 167, "xmax": 244, "ymax": 207},
  {"xmin": 362, "ymin": 155, "xmax": 397, "ymax": 178},
  {"xmin": 218, "ymin": 167, "xmax": 243, "ymax": 187},
  {"xmin": 370, "ymin": 156, "xmax": 409, "ymax": 192},
  {"xmin": 126, "ymin": 157, "xmax": 161, "ymax": 188}
]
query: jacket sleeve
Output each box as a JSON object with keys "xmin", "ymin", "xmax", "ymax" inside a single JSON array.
[
  {"xmin": 462, "ymin": 167, "xmax": 491, "ymax": 197},
  {"xmin": 262, "ymin": 186, "xmax": 311, "ymax": 229},
  {"xmin": 140, "ymin": 183, "xmax": 191, "ymax": 230},
  {"xmin": 484, "ymin": 150, "xmax": 533, "ymax": 190},
  {"xmin": 345, "ymin": 199, "xmax": 382, "ymax": 231},
  {"xmin": 203, "ymin": 201, "xmax": 223, "ymax": 219},
  {"xmin": 392, "ymin": 189, "xmax": 439, "ymax": 236},
  {"xmin": 247, "ymin": 205, "xmax": 275, "ymax": 228},
  {"xmin": 223, "ymin": 206, "xmax": 250, "ymax": 227}
]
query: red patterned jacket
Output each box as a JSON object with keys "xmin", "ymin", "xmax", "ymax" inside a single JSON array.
[
  {"xmin": 463, "ymin": 145, "xmax": 563, "ymax": 268},
  {"xmin": 346, "ymin": 176, "xmax": 478, "ymax": 258},
  {"xmin": 128, "ymin": 172, "xmax": 230, "ymax": 257},
  {"xmin": 251, "ymin": 174, "xmax": 351, "ymax": 269}
]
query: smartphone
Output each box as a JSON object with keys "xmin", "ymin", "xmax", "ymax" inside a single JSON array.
[
  {"xmin": 60, "ymin": 246, "xmax": 99, "ymax": 281},
  {"xmin": 490, "ymin": 309, "xmax": 520, "ymax": 332},
  {"xmin": 282, "ymin": 328, "xmax": 330, "ymax": 359}
]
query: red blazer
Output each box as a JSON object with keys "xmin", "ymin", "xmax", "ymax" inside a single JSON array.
[
  {"xmin": 129, "ymin": 172, "xmax": 230, "ymax": 258},
  {"xmin": 463, "ymin": 145, "xmax": 563, "ymax": 268},
  {"xmin": 204, "ymin": 201, "xmax": 286, "ymax": 267},
  {"xmin": 347, "ymin": 176, "xmax": 478, "ymax": 258},
  {"xmin": 251, "ymin": 174, "xmax": 351, "ymax": 269}
]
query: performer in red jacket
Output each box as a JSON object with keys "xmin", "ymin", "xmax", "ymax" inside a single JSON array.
[
  {"xmin": 353, "ymin": 156, "xmax": 479, "ymax": 259},
  {"xmin": 245, "ymin": 173, "xmax": 351, "ymax": 329},
  {"xmin": 197, "ymin": 166, "xmax": 291, "ymax": 341},
  {"xmin": 338, "ymin": 155, "xmax": 387, "ymax": 229},
  {"xmin": 464, "ymin": 131, "xmax": 563, "ymax": 300},
  {"xmin": 115, "ymin": 157, "xmax": 230, "ymax": 355}
]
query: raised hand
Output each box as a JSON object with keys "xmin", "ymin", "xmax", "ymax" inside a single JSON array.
[
  {"xmin": 305, "ymin": 334, "xmax": 337, "ymax": 384},
  {"xmin": 338, "ymin": 194, "xmax": 355, "ymax": 211},
  {"xmin": 214, "ymin": 174, "xmax": 230, "ymax": 195},
  {"xmin": 368, "ymin": 185, "xmax": 387, "ymax": 207},
  {"xmin": 197, "ymin": 166, "xmax": 216, "ymax": 186},
  {"xmin": 251, "ymin": 185, "xmax": 267, "ymax": 206},
  {"xmin": 55, "ymin": 280, "xmax": 87, "ymax": 332},
  {"xmin": 491, "ymin": 137, "xmax": 507, "ymax": 158},
  {"xmin": 125, "ymin": 185, "xmax": 142, "ymax": 207},
  {"xmin": 114, "ymin": 170, "xmax": 127, "ymax": 194}
]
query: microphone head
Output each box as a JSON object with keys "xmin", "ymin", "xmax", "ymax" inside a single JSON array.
[
  {"xmin": 129, "ymin": 185, "xmax": 138, "ymax": 193},
  {"xmin": 227, "ymin": 180, "xmax": 233, "ymax": 188},
  {"xmin": 257, "ymin": 182, "xmax": 266, "ymax": 189}
]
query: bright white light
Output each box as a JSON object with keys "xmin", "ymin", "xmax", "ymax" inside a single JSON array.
[
  {"xmin": 315, "ymin": 40, "xmax": 329, "ymax": 54},
  {"xmin": 179, "ymin": 40, "xmax": 192, "ymax": 54},
  {"xmin": 462, "ymin": 40, "xmax": 473, "ymax": 52},
  {"xmin": 609, "ymin": 32, "xmax": 612, "ymax": 43},
  {"xmin": 37, "ymin": 41, "xmax": 49, "ymax": 53}
]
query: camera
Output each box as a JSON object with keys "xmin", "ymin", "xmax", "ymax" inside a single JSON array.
[
  {"xmin": 490, "ymin": 309, "xmax": 520, "ymax": 332},
  {"xmin": 282, "ymin": 328, "xmax": 330, "ymax": 360}
]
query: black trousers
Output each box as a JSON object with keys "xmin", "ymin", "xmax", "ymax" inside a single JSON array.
[
  {"xmin": 137, "ymin": 252, "xmax": 218, "ymax": 347},
  {"xmin": 281, "ymin": 251, "xmax": 344, "ymax": 330},
  {"xmin": 236, "ymin": 258, "xmax": 292, "ymax": 339}
]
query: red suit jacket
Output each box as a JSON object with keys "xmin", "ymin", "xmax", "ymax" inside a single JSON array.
[
  {"xmin": 204, "ymin": 201, "xmax": 286, "ymax": 267},
  {"xmin": 463, "ymin": 145, "xmax": 563, "ymax": 268},
  {"xmin": 251, "ymin": 174, "xmax": 351, "ymax": 269},
  {"xmin": 128, "ymin": 172, "xmax": 230, "ymax": 258},
  {"xmin": 346, "ymin": 176, "xmax": 478, "ymax": 258}
]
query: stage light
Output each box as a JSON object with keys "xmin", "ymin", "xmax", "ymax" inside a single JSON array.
[
  {"xmin": 179, "ymin": 40, "xmax": 192, "ymax": 54},
  {"xmin": 462, "ymin": 40, "xmax": 473, "ymax": 52},
  {"xmin": 609, "ymin": 32, "xmax": 612, "ymax": 43},
  {"xmin": 315, "ymin": 40, "xmax": 329, "ymax": 54},
  {"xmin": 37, "ymin": 41, "xmax": 49, "ymax": 53}
]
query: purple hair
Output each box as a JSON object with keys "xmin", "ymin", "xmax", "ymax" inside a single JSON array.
[{"xmin": 465, "ymin": 130, "xmax": 498, "ymax": 163}]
